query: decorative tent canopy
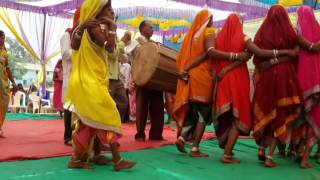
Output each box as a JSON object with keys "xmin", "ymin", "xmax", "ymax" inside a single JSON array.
[{"xmin": 0, "ymin": 0, "xmax": 319, "ymax": 92}]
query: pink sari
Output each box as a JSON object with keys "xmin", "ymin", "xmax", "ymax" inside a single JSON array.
[
  {"xmin": 297, "ymin": 6, "xmax": 320, "ymax": 143},
  {"xmin": 53, "ymin": 60, "xmax": 63, "ymax": 111}
]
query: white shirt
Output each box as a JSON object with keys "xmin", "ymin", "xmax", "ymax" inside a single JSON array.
[
  {"xmin": 125, "ymin": 36, "xmax": 148, "ymax": 57},
  {"xmin": 119, "ymin": 63, "xmax": 131, "ymax": 89},
  {"xmin": 60, "ymin": 32, "xmax": 72, "ymax": 103}
]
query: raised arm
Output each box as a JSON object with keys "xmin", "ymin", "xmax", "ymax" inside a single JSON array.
[
  {"xmin": 182, "ymin": 34, "xmax": 215, "ymax": 72},
  {"xmin": 246, "ymin": 39, "xmax": 295, "ymax": 58},
  {"xmin": 71, "ymin": 19, "xmax": 99, "ymax": 50},
  {"xmin": 87, "ymin": 18, "xmax": 117, "ymax": 53},
  {"xmin": 184, "ymin": 34, "xmax": 249, "ymax": 72}
]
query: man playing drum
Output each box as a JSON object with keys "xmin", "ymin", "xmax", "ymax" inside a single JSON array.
[{"xmin": 126, "ymin": 20, "xmax": 165, "ymax": 141}]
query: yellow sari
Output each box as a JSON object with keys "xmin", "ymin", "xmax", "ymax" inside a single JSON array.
[
  {"xmin": 0, "ymin": 48, "xmax": 9, "ymax": 128},
  {"xmin": 66, "ymin": 0, "xmax": 121, "ymax": 134}
]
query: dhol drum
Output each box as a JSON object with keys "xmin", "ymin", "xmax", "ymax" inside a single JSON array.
[{"xmin": 132, "ymin": 42, "xmax": 179, "ymax": 93}]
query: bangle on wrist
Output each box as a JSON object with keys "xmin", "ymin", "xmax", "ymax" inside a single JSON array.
[
  {"xmin": 235, "ymin": 53, "xmax": 239, "ymax": 61},
  {"xmin": 309, "ymin": 43, "xmax": 314, "ymax": 51},
  {"xmin": 273, "ymin": 49, "xmax": 278, "ymax": 57},
  {"xmin": 207, "ymin": 46, "xmax": 215, "ymax": 52},
  {"xmin": 108, "ymin": 31, "xmax": 116, "ymax": 35},
  {"xmin": 77, "ymin": 30, "xmax": 83, "ymax": 37},
  {"xmin": 229, "ymin": 53, "xmax": 234, "ymax": 61},
  {"xmin": 103, "ymin": 40, "xmax": 108, "ymax": 49},
  {"xmin": 270, "ymin": 58, "xmax": 275, "ymax": 65}
]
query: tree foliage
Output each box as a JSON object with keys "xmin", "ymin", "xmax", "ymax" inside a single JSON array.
[{"xmin": 5, "ymin": 37, "xmax": 37, "ymax": 79}]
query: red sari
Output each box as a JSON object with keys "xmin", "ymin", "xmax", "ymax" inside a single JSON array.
[
  {"xmin": 213, "ymin": 14, "xmax": 251, "ymax": 147},
  {"xmin": 253, "ymin": 5, "xmax": 302, "ymax": 146},
  {"xmin": 53, "ymin": 59, "xmax": 63, "ymax": 111}
]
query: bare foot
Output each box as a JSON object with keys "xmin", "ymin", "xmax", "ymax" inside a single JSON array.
[
  {"xmin": 221, "ymin": 156, "xmax": 241, "ymax": 164},
  {"xmin": 68, "ymin": 160, "xmax": 94, "ymax": 169},
  {"xmin": 175, "ymin": 139, "xmax": 187, "ymax": 153},
  {"xmin": 300, "ymin": 161, "xmax": 313, "ymax": 169},
  {"xmin": 189, "ymin": 151, "xmax": 209, "ymax": 158},
  {"xmin": 91, "ymin": 155, "xmax": 113, "ymax": 165},
  {"xmin": 264, "ymin": 158, "xmax": 277, "ymax": 168},
  {"xmin": 114, "ymin": 160, "xmax": 136, "ymax": 171}
]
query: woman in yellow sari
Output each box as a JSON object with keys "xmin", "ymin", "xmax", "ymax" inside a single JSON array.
[
  {"xmin": 66, "ymin": 0, "xmax": 136, "ymax": 171},
  {"xmin": 0, "ymin": 30, "xmax": 16, "ymax": 138}
]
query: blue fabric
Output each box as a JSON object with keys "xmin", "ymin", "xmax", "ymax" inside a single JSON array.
[
  {"xmin": 163, "ymin": 39, "xmax": 181, "ymax": 51},
  {"xmin": 303, "ymin": 0, "xmax": 318, "ymax": 8},
  {"xmin": 38, "ymin": 90, "xmax": 50, "ymax": 100},
  {"xmin": 256, "ymin": 0, "xmax": 278, "ymax": 4}
]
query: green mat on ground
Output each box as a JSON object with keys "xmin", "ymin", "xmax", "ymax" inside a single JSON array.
[
  {"xmin": 5, "ymin": 113, "xmax": 61, "ymax": 120},
  {"xmin": 0, "ymin": 139, "xmax": 319, "ymax": 180}
]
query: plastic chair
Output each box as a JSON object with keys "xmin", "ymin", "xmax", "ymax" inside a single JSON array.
[
  {"xmin": 28, "ymin": 94, "xmax": 41, "ymax": 113},
  {"xmin": 9, "ymin": 91, "xmax": 27, "ymax": 113}
]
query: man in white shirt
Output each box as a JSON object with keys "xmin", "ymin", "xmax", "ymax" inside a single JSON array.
[
  {"xmin": 60, "ymin": 29, "xmax": 73, "ymax": 145},
  {"xmin": 126, "ymin": 20, "xmax": 164, "ymax": 141}
]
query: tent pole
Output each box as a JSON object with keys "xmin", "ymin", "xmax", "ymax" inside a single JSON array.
[{"xmin": 40, "ymin": 12, "xmax": 47, "ymax": 98}]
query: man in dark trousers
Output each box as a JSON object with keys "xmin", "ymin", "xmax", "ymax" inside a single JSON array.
[{"xmin": 126, "ymin": 20, "xmax": 164, "ymax": 141}]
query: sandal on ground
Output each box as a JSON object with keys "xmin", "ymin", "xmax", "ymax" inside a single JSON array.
[
  {"xmin": 175, "ymin": 139, "xmax": 187, "ymax": 153},
  {"xmin": 189, "ymin": 151, "xmax": 209, "ymax": 158},
  {"xmin": 91, "ymin": 155, "xmax": 113, "ymax": 165},
  {"xmin": 113, "ymin": 158, "xmax": 136, "ymax": 171},
  {"xmin": 264, "ymin": 156, "xmax": 278, "ymax": 168},
  {"xmin": 68, "ymin": 159, "xmax": 94, "ymax": 169},
  {"xmin": 221, "ymin": 154, "xmax": 240, "ymax": 164}
]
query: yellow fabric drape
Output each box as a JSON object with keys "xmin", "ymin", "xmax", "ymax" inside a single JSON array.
[
  {"xmin": 279, "ymin": 0, "xmax": 303, "ymax": 6},
  {"xmin": 119, "ymin": 16, "xmax": 191, "ymax": 31},
  {"xmin": 0, "ymin": 8, "xmax": 61, "ymax": 86},
  {"xmin": 0, "ymin": 9, "xmax": 40, "ymax": 61},
  {"xmin": 0, "ymin": 49, "xmax": 9, "ymax": 127},
  {"xmin": 66, "ymin": 0, "xmax": 121, "ymax": 134}
]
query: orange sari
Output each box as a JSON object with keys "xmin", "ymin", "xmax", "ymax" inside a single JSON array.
[{"xmin": 173, "ymin": 9, "xmax": 214, "ymax": 133}]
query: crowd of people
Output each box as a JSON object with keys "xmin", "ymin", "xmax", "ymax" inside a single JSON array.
[{"xmin": 0, "ymin": 0, "xmax": 320, "ymax": 173}]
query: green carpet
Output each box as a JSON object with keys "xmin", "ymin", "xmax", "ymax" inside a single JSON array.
[
  {"xmin": 5, "ymin": 113, "xmax": 61, "ymax": 120},
  {"xmin": 0, "ymin": 139, "xmax": 319, "ymax": 180}
]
